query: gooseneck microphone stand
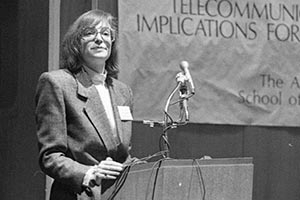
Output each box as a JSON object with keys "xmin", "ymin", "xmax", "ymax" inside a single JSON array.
[
  {"xmin": 162, "ymin": 81, "xmax": 182, "ymax": 158},
  {"xmin": 144, "ymin": 71, "xmax": 195, "ymax": 159},
  {"xmin": 161, "ymin": 72, "xmax": 194, "ymax": 158}
]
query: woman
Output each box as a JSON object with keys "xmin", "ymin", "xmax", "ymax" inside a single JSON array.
[{"xmin": 35, "ymin": 9, "xmax": 134, "ymax": 199}]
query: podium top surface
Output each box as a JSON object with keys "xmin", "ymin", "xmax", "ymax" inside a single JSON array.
[
  {"xmin": 103, "ymin": 157, "xmax": 254, "ymax": 200},
  {"xmin": 130, "ymin": 157, "xmax": 253, "ymax": 171}
]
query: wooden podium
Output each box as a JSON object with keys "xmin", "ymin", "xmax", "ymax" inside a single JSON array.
[{"xmin": 102, "ymin": 157, "xmax": 253, "ymax": 200}]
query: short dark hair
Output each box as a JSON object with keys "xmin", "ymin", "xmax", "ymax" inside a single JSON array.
[{"xmin": 60, "ymin": 9, "xmax": 119, "ymax": 80}]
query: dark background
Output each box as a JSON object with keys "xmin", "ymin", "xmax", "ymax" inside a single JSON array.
[{"xmin": 0, "ymin": 0, "xmax": 299, "ymax": 199}]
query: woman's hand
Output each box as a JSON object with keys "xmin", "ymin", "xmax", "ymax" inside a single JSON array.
[
  {"xmin": 83, "ymin": 157, "xmax": 124, "ymax": 188},
  {"xmin": 94, "ymin": 157, "xmax": 124, "ymax": 180}
]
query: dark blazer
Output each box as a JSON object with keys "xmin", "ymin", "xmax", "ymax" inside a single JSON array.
[{"xmin": 35, "ymin": 69, "xmax": 133, "ymax": 200}]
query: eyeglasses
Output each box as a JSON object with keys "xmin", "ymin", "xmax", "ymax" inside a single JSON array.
[{"xmin": 81, "ymin": 27, "xmax": 115, "ymax": 42}]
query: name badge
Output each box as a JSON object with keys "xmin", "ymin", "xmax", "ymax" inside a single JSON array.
[{"xmin": 117, "ymin": 106, "xmax": 133, "ymax": 121}]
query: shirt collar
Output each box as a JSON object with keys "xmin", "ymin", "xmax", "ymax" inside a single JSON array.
[{"xmin": 82, "ymin": 65, "xmax": 107, "ymax": 85}]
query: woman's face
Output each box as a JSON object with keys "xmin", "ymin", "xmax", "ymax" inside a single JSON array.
[{"xmin": 80, "ymin": 21, "xmax": 115, "ymax": 65}]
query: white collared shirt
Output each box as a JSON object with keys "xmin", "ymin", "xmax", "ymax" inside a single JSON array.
[
  {"xmin": 95, "ymin": 84, "xmax": 117, "ymax": 134},
  {"xmin": 83, "ymin": 66, "xmax": 117, "ymax": 135}
]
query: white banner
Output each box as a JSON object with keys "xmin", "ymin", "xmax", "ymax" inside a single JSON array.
[{"xmin": 118, "ymin": 0, "xmax": 300, "ymax": 126}]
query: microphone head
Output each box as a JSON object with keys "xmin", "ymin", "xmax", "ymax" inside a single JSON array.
[
  {"xmin": 180, "ymin": 61, "xmax": 189, "ymax": 71},
  {"xmin": 179, "ymin": 60, "xmax": 195, "ymax": 94}
]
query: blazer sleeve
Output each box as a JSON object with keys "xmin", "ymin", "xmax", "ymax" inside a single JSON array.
[{"xmin": 35, "ymin": 72, "xmax": 90, "ymax": 193}]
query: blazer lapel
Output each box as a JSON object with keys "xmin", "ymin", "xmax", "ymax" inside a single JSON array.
[
  {"xmin": 109, "ymin": 86, "xmax": 124, "ymax": 143},
  {"xmin": 75, "ymin": 71, "xmax": 118, "ymax": 153}
]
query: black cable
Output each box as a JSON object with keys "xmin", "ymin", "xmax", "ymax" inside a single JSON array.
[
  {"xmin": 106, "ymin": 165, "xmax": 131, "ymax": 200},
  {"xmin": 194, "ymin": 159, "xmax": 206, "ymax": 200},
  {"xmin": 150, "ymin": 159, "xmax": 162, "ymax": 200},
  {"xmin": 105, "ymin": 150, "xmax": 169, "ymax": 199},
  {"xmin": 145, "ymin": 158, "xmax": 171, "ymax": 200}
]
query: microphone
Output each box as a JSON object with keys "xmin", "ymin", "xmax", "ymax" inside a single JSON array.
[
  {"xmin": 180, "ymin": 61, "xmax": 195, "ymax": 94},
  {"xmin": 176, "ymin": 72, "xmax": 186, "ymax": 84}
]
